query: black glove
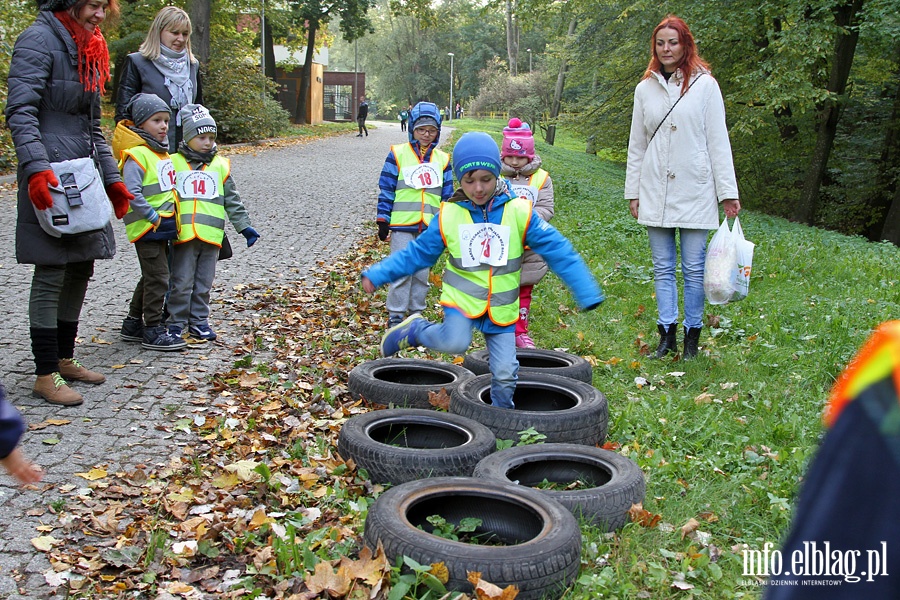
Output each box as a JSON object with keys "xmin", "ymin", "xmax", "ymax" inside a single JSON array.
[{"xmin": 377, "ymin": 221, "xmax": 390, "ymax": 241}]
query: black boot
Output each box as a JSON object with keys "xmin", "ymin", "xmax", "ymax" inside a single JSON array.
[
  {"xmin": 684, "ymin": 327, "xmax": 702, "ymax": 360},
  {"xmin": 653, "ymin": 324, "xmax": 678, "ymax": 359}
]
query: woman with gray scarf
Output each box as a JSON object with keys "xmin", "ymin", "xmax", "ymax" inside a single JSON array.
[{"xmin": 115, "ymin": 6, "xmax": 202, "ymax": 153}]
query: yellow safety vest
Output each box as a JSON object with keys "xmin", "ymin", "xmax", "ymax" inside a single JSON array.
[
  {"xmin": 120, "ymin": 145, "xmax": 178, "ymax": 243},
  {"xmin": 171, "ymin": 154, "xmax": 229, "ymax": 246},
  {"xmin": 390, "ymin": 143, "xmax": 450, "ymax": 228},
  {"xmin": 528, "ymin": 168, "xmax": 550, "ymax": 192},
  {"xmin": 438, "ymin": 197, "xmax": 531, "ymax": 325}
]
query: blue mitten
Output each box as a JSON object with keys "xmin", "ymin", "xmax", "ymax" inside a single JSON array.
[{"xmin": 241, "ymin": 227, "xmax": 260, "ymax": 247}]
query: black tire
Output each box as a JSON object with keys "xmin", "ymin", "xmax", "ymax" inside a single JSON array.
[
  {"xmin": 348, "ymin": 358, "xmax": 475, "ymax": 409},
  {"xmin": 450, "ymin": 372, "xmax": 608, "ymax": 446},
  {"xmin": 462, "ymin": 348, "xmax": 594, "ymax": 384},
  {"xmin": 337, "ymin": 409, "xmax": 496, "ymax": 484},
  {"xmin": 363, "ymin": 476, "xmax": 581, "ymax": 600},
  {"xmin": 473, "ymin": 443, "xmax": 646, "ymax": 531}
]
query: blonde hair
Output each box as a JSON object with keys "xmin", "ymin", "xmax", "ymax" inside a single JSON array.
[{"xmin": 138, "ymin": 6, "xmax": 196, "ymax": 63}]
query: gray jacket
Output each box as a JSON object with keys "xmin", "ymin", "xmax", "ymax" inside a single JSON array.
[{"xmin": 6, "ymin": 11, "xmax": 120, "ymax": 266}]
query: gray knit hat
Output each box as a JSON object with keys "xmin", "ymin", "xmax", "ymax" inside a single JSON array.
[
  {"xmin": 36, "ymin": 0, "xmax": 78, "ymax": 11},
  {"xmin": 126, "ymin": 93, "xmax": 170, "ymax": 127},
  {"xmin": 179, "ymin": 104, "xmax": 217, "ymax": 143}
]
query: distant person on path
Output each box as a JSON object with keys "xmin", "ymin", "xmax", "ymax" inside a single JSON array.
[
  {"xmin": 5, "ymin": 0, "xmax": 133, "ymax": 406},
  {"xmin": 1, "ymin": 383, "xmax": 43, "ymax": 485},
  {"xmin": 455, "ymin": 102, "xmax": 462, "ymax": 119},
  {"xmin": 356, "ymin": 96, "xmax": 369, "ymax": 137},
  {"xmin": 625, "ymin": 14, "xmax": 740, "ymax": 360},
  {"xmin": 115, "ymin": 6, "xmax": 202, "ymax": 153},
  {"xmin": 500, "ymin": 118, "xmax": 555, "ymax": 349},
  {"xmin": 167, "ymin": 104, "xmax": 259, "ymax": 345},
  {"xmin": 399, "ymin": 107, "xmax": 409, "ymax": 132},
  {"xmin": 362, "ymin": 132, "xmax": 604, "ymax": 409},
  {"xmin": 375, "ymin": 102, "xmax": 453, "ymax": 328},
  {"xmin": 111, "ymin": 94, "xmax": 186, "ymax": 352}
]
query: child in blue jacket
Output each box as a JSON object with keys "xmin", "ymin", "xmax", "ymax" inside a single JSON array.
[
  {"xmin": 362, "ymin": 132, "xmax": 603, "ymax": 409},
  {"xmin": 1, "ymin": 383, "xmax": 43, "ymax": 485}
]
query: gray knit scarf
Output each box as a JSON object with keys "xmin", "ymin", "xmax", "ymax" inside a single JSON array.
[{"xmin": 153, "ymin": 45, "xmax": 194, "ymax": 125}]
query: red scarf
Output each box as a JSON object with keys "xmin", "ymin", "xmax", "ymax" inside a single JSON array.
[{"xmin": 54, "ymin": 10, "xmax": 110, "ymax": 93}]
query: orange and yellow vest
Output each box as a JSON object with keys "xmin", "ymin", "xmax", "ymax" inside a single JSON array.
[
  {"xmin": 171, "ymin": 154, "xmax": 229, "ymax": 246},
  {"xmin": 119, "ymin": 145, "xmax": 178, "ymax": 243},
  {"xmin": 390, "ymin": 143, "xmax": 450, "ymax": 228}
]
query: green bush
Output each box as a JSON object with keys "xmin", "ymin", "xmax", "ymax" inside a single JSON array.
[{"xmin": 203, "ymin": 39, "xmax": 291, "ymax": 144}]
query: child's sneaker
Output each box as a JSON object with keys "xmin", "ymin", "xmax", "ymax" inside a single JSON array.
[
  {"xmin": 142, "ymin": 325, "xmax": 187, "ymax": 351},
  {"xmin": 188, "ymin": 325, "xmax": 217, "ymax": 341},
  {"xmin": 175, "ymin": 325, "xmax": 207, "ymax": 346},
  {"xmin": 515, "ymin": 333, "xmax": 536, "ymax": 349},
  {"xmin": 380, "ymin": 314, "xmax": 426, "ymax": 357},
  {"xmin": 120, "ymin": 316, "xmax": 144, "ymax": 342}
]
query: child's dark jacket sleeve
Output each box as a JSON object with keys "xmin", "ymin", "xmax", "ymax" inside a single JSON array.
[
  {"xmin": 363, "ymin": 224, "xmax": 446, "ymax": 288},
  {"xmin": 524, "ymin": 214, "xmax": 605, "ymax": 310},
  {"xmin": 0, "ymin": 385, "xmax": 25, "ymax": 460}
]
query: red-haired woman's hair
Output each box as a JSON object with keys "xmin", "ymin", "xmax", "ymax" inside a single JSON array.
[{"xmin": 643, "ymin": 15, "xmax": 710, "ymax": 94}]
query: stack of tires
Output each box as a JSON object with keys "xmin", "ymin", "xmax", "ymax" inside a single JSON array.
[{"xmin": 340, "ymin": 349, "xmax": 646, "ymax": 600}]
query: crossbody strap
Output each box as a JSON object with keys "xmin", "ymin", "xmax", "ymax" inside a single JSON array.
[{"xmin": 647, "ymin": 73, "xmax": 705, "ymax": 144}]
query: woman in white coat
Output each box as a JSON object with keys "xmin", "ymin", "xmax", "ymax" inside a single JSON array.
[{"xmin": 625, "ymin": 15, "xmax": 741, "ymax": 359}]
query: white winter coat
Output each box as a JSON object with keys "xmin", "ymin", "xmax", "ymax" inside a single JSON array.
[{"xmin": 624, "ymin": 69, "xmax": 739, "ymax": 230}]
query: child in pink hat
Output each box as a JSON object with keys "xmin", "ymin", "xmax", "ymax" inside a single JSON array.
[{"xmin": 500, "ymin": 118, "xmax": 555, "ymax": 349}]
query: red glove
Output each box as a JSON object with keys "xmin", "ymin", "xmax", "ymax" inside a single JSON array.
[
  {"xmin": 27, "ymin": 170, "xmax": 58, "ymax": 211},
  {"xmin": 106, "ymin": 181, "xmax": 134, "ymax": 219}
]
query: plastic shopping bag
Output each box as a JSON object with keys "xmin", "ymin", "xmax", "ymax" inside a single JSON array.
[
  {"xmin": 731, "ymin": 216, "xmax": 755, "ymax": 301},
  {"xmin": 704, "ymin": 218, "xmax": 737, "ymax": 305}
]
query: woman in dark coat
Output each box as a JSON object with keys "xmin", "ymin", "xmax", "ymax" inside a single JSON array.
[
  {"xmin": 5, "ymin": 0, "xmax": 132, "ymax": 406},
  {"xmin": 115, "ymin": 6, "xmax": 202, "ymax": 153}
]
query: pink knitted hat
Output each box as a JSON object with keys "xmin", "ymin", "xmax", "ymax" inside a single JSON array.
[{"xmin": 501, "ymin": 118, "xmax": 535, "ymax": 159}]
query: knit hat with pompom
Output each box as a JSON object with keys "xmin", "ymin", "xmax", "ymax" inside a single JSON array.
[{"xmin": 501, "ymin": 118, "xmax": 535, "ymax": 160}]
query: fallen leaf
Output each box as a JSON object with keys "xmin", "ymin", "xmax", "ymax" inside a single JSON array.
[
  {"xmin": 628, "ymin": 503, "xmax": 661, "ymax": 528},
  {"xmin": 74, "ymin": 467, "xmax": 107, "ymax": 481},
  {"xmin": 680, "ymin": 518, "xmax": 700, "ymax": 539},
  {"xmin": 31, "ymin": 535, "xmax": 60, "ymax": 552},
  {"xmin": 694, "ymin": 392, "xmax": 714, "ymax": 405},
  {"xmin": 428, "ymin": 388, "xmax": 451, "ymax": 411},
  {"xmin": 305, "ymin": 561, "xmax": 352, "ymax": 596}
]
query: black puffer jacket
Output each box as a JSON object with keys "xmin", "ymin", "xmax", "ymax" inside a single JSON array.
[
  {"xmin": 115, "ymin": 52, "xmax": 203, "ymax": 153},
  {"xmin": 5, "ymin": 11, "xmax": 120, "ymax": 266}
]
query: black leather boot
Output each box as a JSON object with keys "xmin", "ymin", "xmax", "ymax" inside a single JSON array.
[
  {"xmin": 684, "ymin": 327, "xmax": 702, "ymax": 359},
  {"xmin": 653, "ymin": 324, "xmax": 678, "ymax": 359}
]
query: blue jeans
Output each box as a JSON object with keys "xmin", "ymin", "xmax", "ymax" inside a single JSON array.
[
  {"xmin": 647, "ymin": 227, "xmax": 708, "ymax": 330},
  {"xmin": 418, "ymin": 308, "xmax": 519, "ymax": 408}
]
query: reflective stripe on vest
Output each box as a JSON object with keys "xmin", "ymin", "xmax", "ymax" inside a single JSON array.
[
  {"xmin": 529, "ymin": 169, "xmax": 549, "ymax": 191},
  {"xmin": 390, "ymin": 143, "xmax": 450, "ymax": 227},
  {"xmin": 121, "ymin": 146, "xmax": 178, "ymax": 242},
  {"xmin": 438, "ymin": 197, "xmax": 531, "ymax": 325},
  {"xmin": 171, "ymin": 154, "xmax": 228, "ymax": 246}
]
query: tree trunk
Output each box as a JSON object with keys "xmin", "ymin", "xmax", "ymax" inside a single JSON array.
[
  {"xmin": 295, "ymin": 21, "xmax": 318, "ymax": 125},
  {"xmin": 794, "ymin": 0, "xmax": 864, "ymax": 225},
  {"xmin": 864, "ymin": 47, "xmax": 900, "ymax": 241},
  {"xmin": 187, "ymin": 0, "xmax": 211, "ymax": 67},
  {"xmin": 881, "ymin": 186, "xmax": 900, "ymax": 245},
  {"xmin": 506, "ymin": 0, "xmax": 518, "ymax": 76},
  {"xmin": 546, "ymin": 17, "xmax": 576, "ymax": 146},
  {"xmin": 264, "ymin": 18, "xmax": 277, "ymax": 83}
]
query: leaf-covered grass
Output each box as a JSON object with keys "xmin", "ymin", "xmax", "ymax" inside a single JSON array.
[{"xmin": 51, "ymin": 121, "xmax": 899, "ymax": 599}]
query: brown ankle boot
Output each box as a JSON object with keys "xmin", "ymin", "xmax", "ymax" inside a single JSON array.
[
  {"xmin": 33, "ymin": 373, "xmax": 84, "ymax": 406},
  {"xmin": 58, "ymin": 358, "xmax": 106, "ymax": 384}
]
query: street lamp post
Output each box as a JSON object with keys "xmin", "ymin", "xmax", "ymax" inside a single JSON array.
[
  {"xmin": 526, "ymin": 48, "xmax": 532, "ymax": 72},
  {"xmin": 448, "ymin": 52, "xmax": 454, "ymax": 121}
]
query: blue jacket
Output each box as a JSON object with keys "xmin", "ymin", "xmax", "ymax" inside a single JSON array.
[
  {"xmin": 364, "ymin": 181, "xmax": 604, "ymax": 333},
  {"xmin": 376, "ymin": 140, "xmax": 454, "ymax": 233},
  {"xmin": 0, "ymin": 384, "xmax": 25, "ymax": 460}
]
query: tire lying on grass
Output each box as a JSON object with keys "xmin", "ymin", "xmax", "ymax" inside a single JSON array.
[
  {"xmin": 348, "ymin": 358, "xmax": 475, "ymax": 409},
  {"xmin": 473, "ymin": 443, "xmax": 646, "ymax": 531},
  {"xmin": 337, "ymin": 409, "xmax": 496, "ymax": 484},
  {"xmin": 363, "ymin": 476, "xmax": 581, "ymax": 600},
  {"xmin": 450, "ymin": 372, "xmax": 608, "ymax": 446},
  {"xmin": 462, "ymin": 348, "xmax": 593, "ymax": 383}
]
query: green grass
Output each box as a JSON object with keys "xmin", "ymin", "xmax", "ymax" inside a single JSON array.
[{"xmin": 431, "ymin": 121, "xmax": 900, "ymax": 598}]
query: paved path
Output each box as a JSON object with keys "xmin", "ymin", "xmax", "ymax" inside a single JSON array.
[{"xmin": 0, "ymin": 121, "xmax": 447, "ymax": 598}]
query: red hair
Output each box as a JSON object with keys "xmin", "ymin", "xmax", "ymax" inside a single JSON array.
[{"xmin": 643, "ymin": 15, "xmax": 710, "ymax": 94}]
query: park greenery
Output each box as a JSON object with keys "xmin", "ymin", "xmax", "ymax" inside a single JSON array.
[
  {"xmin": 32, "ymin": 119, "xmax": 899, "ymax": 599},
  {"xmin": 0, "ymin": 0, "xmax": 897, "ymax": 241}
]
